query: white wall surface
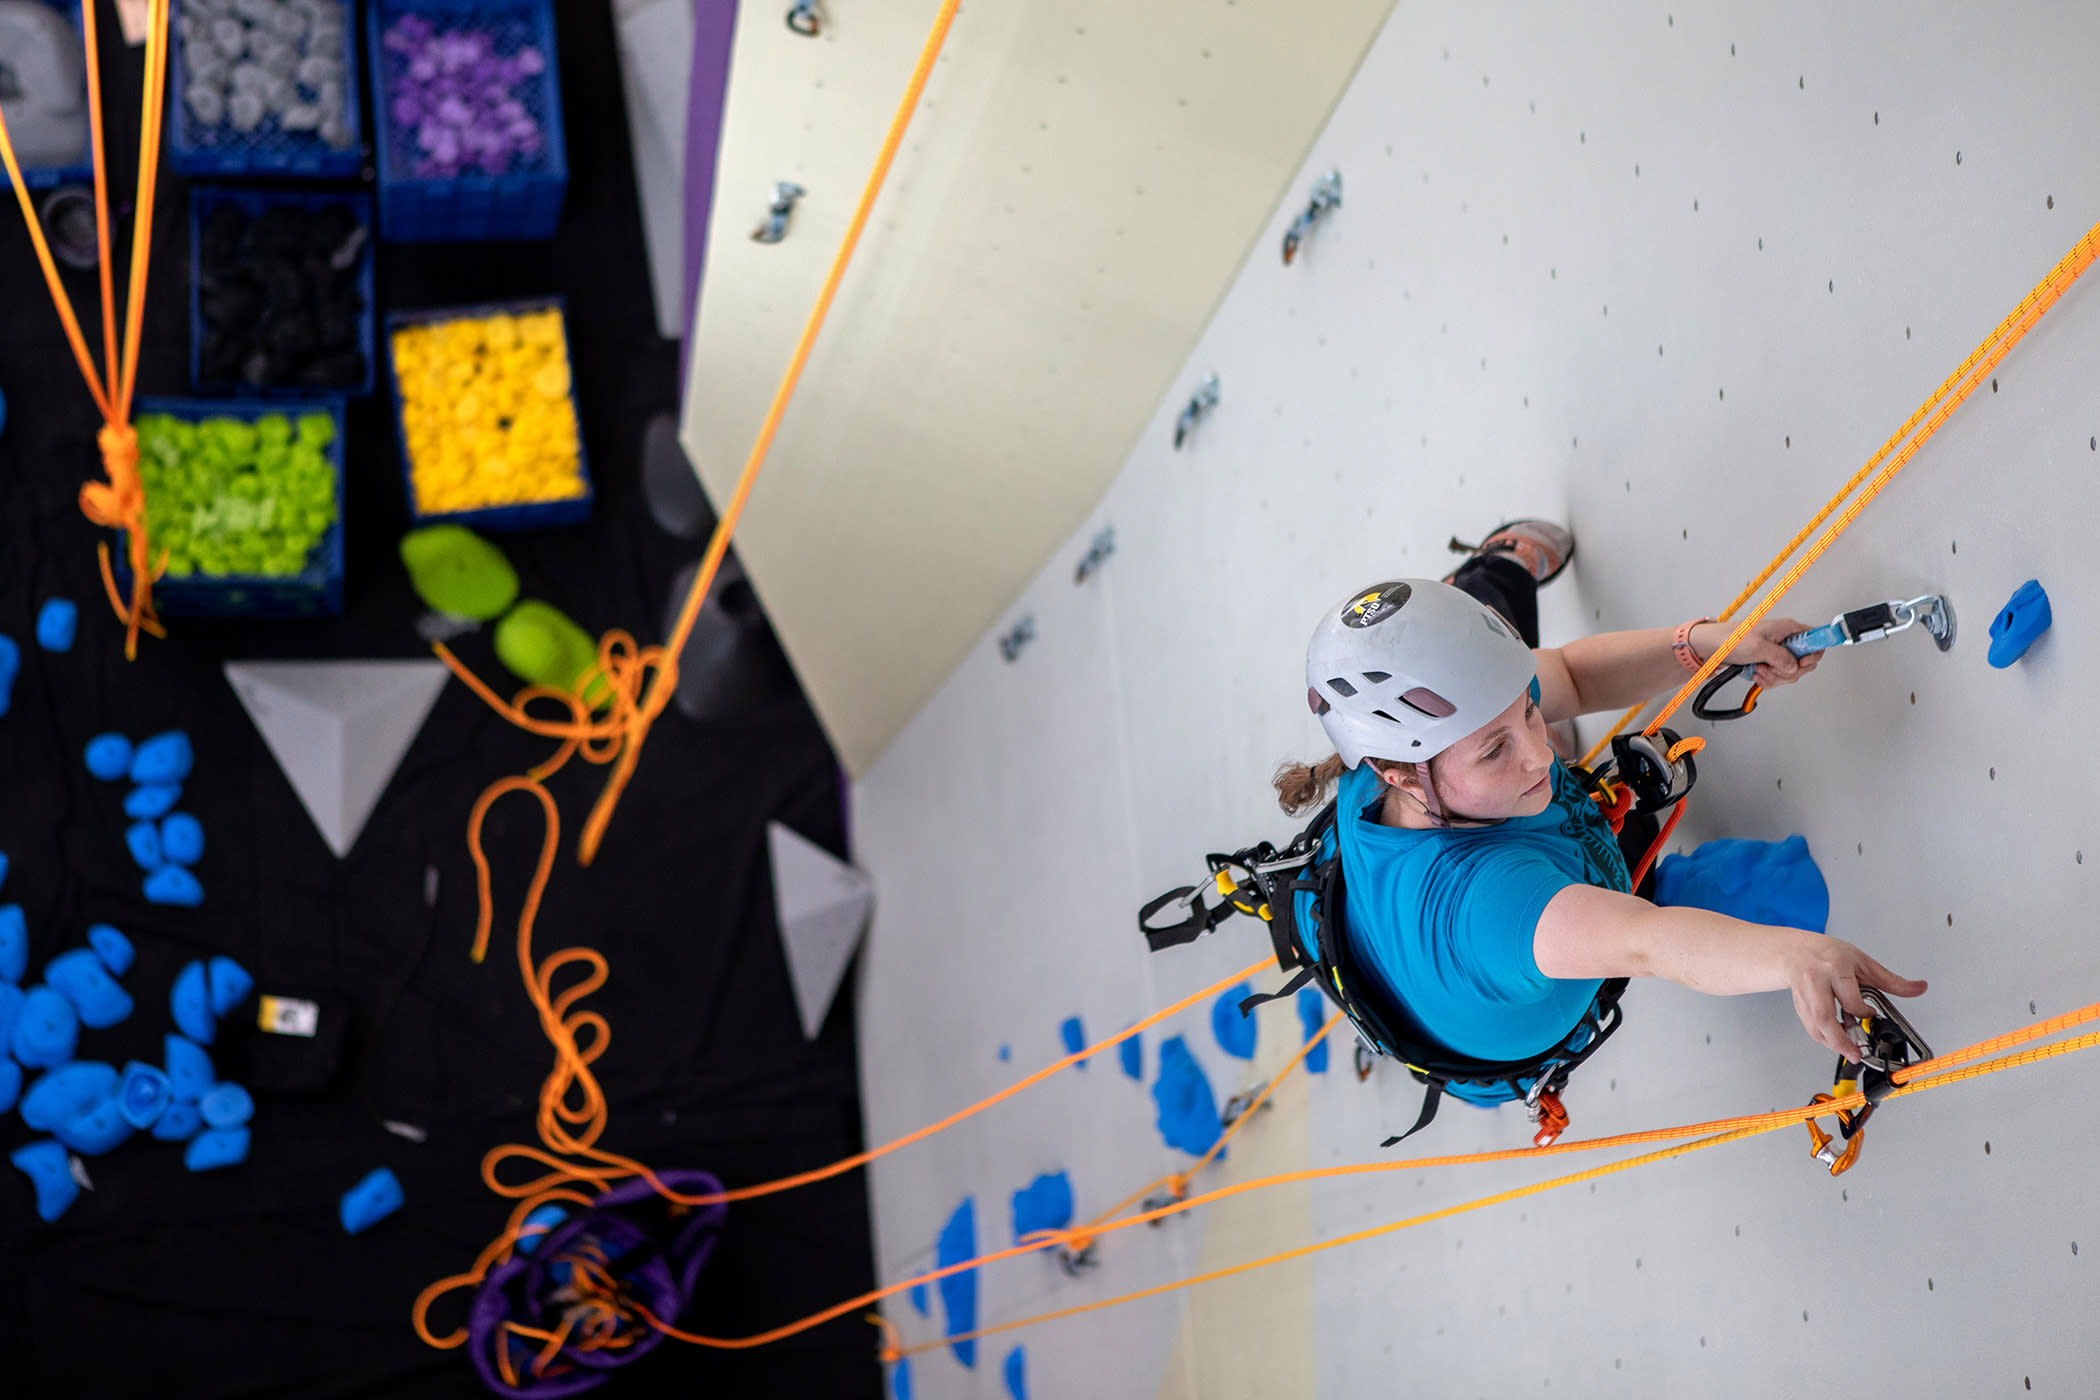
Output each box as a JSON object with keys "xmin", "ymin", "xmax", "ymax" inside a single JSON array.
[{"xmin": 852, "ymin": 3, "xmax": 2100, "ymax": 1396}]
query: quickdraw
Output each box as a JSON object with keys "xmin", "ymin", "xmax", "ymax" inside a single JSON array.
[
  {"xmin": 1694, "ymin": 594, "xmax": 1956, "ymax": 722},
  {"xmin": 1803, "ymin": 987, "xmax": 1935, "ymax": 1177}
]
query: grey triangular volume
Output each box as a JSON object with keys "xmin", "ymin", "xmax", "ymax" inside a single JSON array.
[
  {"xmin": 225, "ymin": 661, "xmax": 450, "ymax": 859},
  {"xmin": 768, "ymin": 822, "xmax": 873, "ymax": 1039}
]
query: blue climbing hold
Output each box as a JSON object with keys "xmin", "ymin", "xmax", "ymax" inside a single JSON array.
[
  {"xmin": 124, "ymin": 783, "xmax": 182, "ymax": 820},
  {"xmin": 21, "ymin": 1062, "xmax": 118, "ymax": 1132},
  {"xmin": 0, "ymin": 635, "xmax": 16, "ymax": 718},
  {"xmin": 1010, "ymin": 1171, "xmax": 1074, "ymax": 1246},
  {"xmin": 161, "ymin": 813, "xmax": 205, "ymax": 868},
  {"xmin": 1118, "ymin": 1030, "xmax": 1142, "ymax": 1081},
  {"xmin": 1988, "ymin": 579, "xmax": 2051, "ymax": 668},
  {"xmin": 0, "ymin": 983, "xmax": 20, "ymax": 1050},
  {"xmin": 1003, "ymin": 1345, "xmax": 1028, "ymax": 1400},
  {"xmin": 56, "ymin": 1097, "xmax": 134, "ymax": 1156},
  {"xmin": 35, "ymin": 599, "xmax": 76, "ymax": 653},
  {"xmin": 130, "ymin": 731, "xmax": 193, "ymax": 786},
  {"xmin": 1153, "ymin": 1035, "xmax": 1223, "ymax": 1158},
  {"xmin": 1211, "ymin": 981, "xmax": 1257, "ymax": 1060},
  {"xmin": 0, "ymin": 903, "xmax": 25, "ymax": 982},
  {"xmin": 997, "ymin": 1044, "xmax": 1010, "ymax": 1061},
  {"xmin": 0, "ymin": 1056, "xmax": 18, "ymax": 1114},
  {"xmin": 515, "ymin": 1203, "xmax": 569, "ymax": 1254},
  {"xmin": 118, "ymin": 1061, "xmax": 172, "ymax": 1128},
  {"xmin": 164, "ymin": 1032, "xmax": 214, "ymax": 1103},
  {"xmin": 13, "ymin": 985, "xmax": 79, "ymax": 1067},
  {"xmin": 185, "ymin": 1127, "xmax": 250, "ymax": 1172},
  {"xmin": 1297, "ymin": 986, "xmax": 1330, "ymax": 1074},
  {"xmin": 11, "ymin": 1139, "xmax": 80, "ymax": 1222},
  {"xmin": 45, "ymin": 948, "xmax": 133, "ymax": 1029},
  {"xmin": 151, "ymin": 1099, "xmax": 203, "ymax": 1142},
  {"xmin": 125, "ymin": 821, "xmax": 165, "ymax": 871},
  {"xmin": 890, "ymin": 1357, "xmax": 913, "ymax": 1400},
  {"xmin": 87, "ymin": 924, "xmax": 133, "ymax": 977},
  {"xmin": 1655, "ymin": 835, "xmax": 1830, "ymax": 934},
  {"xmin": 340, "ymin": 1166, "xmax": 405, "ymax": 1234},
  {"xmin": 206, "ymin": 956, "xmax": 252, "ymax": 1017},
  {"xmin": 85, "ymin": 733, "xmax": 133, "ymax": 782},
  {"xmin": 201, "ymin": 1081, "xmax": 253, "ymax": 1130},
  {"xmin": 908, "ymin": 1281, "xmax": 929, "ymax": 1317},
  {"xmin": 145, "ymin": 866, "xmax": 204, "ymax": 907},
  {"xmin": 1060, "ymin": 1015, "xmax": 1087, "ymax": 1067},
  {"xmin": 935, "ymin": 1196, "xmax": 979, "ymax": 1369},
  {"xmin": 170, "ymin": 962, "xmax": 216, "ymax": 1044}
]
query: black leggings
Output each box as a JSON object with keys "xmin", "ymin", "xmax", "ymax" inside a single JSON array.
[{"xmin": 1449, "ymin": 555, "xmax": 1662, "ymax": 901}]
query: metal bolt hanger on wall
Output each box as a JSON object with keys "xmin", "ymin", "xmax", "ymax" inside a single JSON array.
[
  {"xmin": 752, "ymin": 181, "xmax": 807, "ymax": 243},
  {"xmin": 1073, "ymin": 527, "xmax": 1116, "ymax": 584},
  {"xmin": 1282, "ymin": 169, "xmax": 1343, "ymax": 264},
  {"xmin": 786, "ymin": 0, "xmax": 823, "ymax": 37},
  {"xmin": 1172, "ymin": 372, "xmax": 1220, "ymax": 448},
  {"xmin": 998, "ymin": 615, "xmax": 1035, "ymax": 662}
]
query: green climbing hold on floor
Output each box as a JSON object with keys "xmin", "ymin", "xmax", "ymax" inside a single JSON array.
[
  {"xmin": 399, "ymin": 525, "xmax": 520, "ymax": 621},
  {"xmin": 495, "ymin": 600, "xmax": 611, "ymax": 706}
]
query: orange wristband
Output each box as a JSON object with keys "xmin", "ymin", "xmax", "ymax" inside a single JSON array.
[{"xmin": 1673, "ymin": 618, "xmax": 1716, "ymax": 674}]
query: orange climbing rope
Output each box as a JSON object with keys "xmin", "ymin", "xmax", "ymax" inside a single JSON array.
[{"xmin": 0, "ymin": 0, "xmax": 173, "ymax": 658}]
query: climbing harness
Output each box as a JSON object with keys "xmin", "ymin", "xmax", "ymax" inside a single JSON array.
[
  {"xmin": 1694, "ymin": 593, "xmax": 1957, "ymax": 721},
  {"xmin": 1139, "ymin": 792, "xmax": 1649, "ymax": 1148},
  {"xmin": 1802, "ymin": 987, "xmax": 1935, "ymax": 1178}
]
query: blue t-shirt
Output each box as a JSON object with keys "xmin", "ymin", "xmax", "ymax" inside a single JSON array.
[{"xmin": 1324, "ymin": 682, "xmax": 1630, "ymax": 1062}]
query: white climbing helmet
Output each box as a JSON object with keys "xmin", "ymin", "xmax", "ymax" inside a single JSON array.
[{"xmin": 1305, "ymin": 578, "xmax": 1537, "ymax": 768}]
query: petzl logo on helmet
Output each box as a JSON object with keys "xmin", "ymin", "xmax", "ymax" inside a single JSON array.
[{"xmin": 1341, "ymin": 581, "xmax": 1411, "ymax": 629}]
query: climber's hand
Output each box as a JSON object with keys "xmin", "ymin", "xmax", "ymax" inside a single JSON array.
[
  {"xmin": 1691, "ymin": 618, "xmax": 1824, "ymax": 689},
  {"xmin": 1785, "ymin": 936, "xmax": 1928, "ymax": 1063}
]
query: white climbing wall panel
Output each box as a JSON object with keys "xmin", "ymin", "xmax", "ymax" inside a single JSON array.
[{"xmin": 853, "ymin": 3, "xmax": 2100, "ymax": 1397}]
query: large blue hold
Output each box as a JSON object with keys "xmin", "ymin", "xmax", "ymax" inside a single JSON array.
[
  {"xmin": 185, "ymin": 1127, "xmax": 250, "ymax": 1171},
  {"xmin": 171, "ymin": 961, "xmax": 216, "ymax": 1044},
  {"xmin": 0, "ymin": 904, "xmax": 25, "ymax": 982},
  {"xmin": 124, "ymin": 784, "xmax": 182, "ymax": 820},
  {"xmin": 1118, "ymin": 1030, "xmax": 1142, "ymax": 1081},
  {"xmin": 1060, "ymin": 1015, "xmax": 1087, "ymax": 1068},
  {"xmin": 125, "ymin": 821, "xmax": 165, "ymax": 871},
  {"xmin": 0, "ymin": 635, "xmax": 16, "ymax": 718},
  {"xmin": 1152, "ymin": 1035, "xmax": 1223, "ymax": 1158},
  {"xmin": 56, "ymin": 1097, "xmax": 134, "ymax": 1156},
  {"xmin": 35, "ymin": 599, "xmax": 76, "ymax": 652},
  {"xmin": 87, "ymin": 925, "xmax": 134, "ymax": 977},
  {"xmin": 13, "ymin": 986, "xmax": 79, "ymax": 1067},
  {"xmin": 44, "ymin": 948, "xmax": 133, "ymax": 1029},
  {"xmin": 1654, "ymin": 835, "xmax": 1830, "ymax": 934},
  {"xmin": 162, "ymin": 814, "xmax": 206, "ymax": 868},
  {"xmin": 1211, "ymin": 982, "xmax": 1257, "ymax": 1060},
  {"xmin": 119, "ymin": 1061, "xmax": 172, "ymax": 1128},
  {"xmin": 1988, "ymin": 579, "xmax": 2051, "ymax": 668},
  {"xmin": 151, "ymin": 1100, "xmax": 203, "ymax": 1141},
  {"xmin": 340, "ymin": 1166, "xmax": 405, "ymax": 1234},
  {"xmin": 1003, "ymin": 1345, "xmax": 1028, "ymax": 1400},
  {"xmin": 201, "ymin": 1082, "xmax": 253, "ymax": 1130},
  {"xmin": 1297, "ymin": 986, "xmax": 1330, "ymax": 1074},
  {"xmin": 1010, "ymin": 1171, "xmax": 1073, "ymax": 1246},
  {"xmin": 935, "ymin": 1196, "xmax": 979, "ymax": 1369},
  {"xmin": 85, "ymin": 733, "xmax": 133, "ymax": 782},
  {"xmin": 21, "ymin": 1062, "xmax": 117, "ymax": 1132},
  {"xmin": 130, "ymin": 731, "xmax": 194, "ymax": 786},
  {"xmin": 145, "ymin": 866, "xmax": 204, "ymax": 908},
  {"xmin": 164, "ymin": 1033, "xmax": 214, "ymax": 1103},
  {"xmin": 207, "ymin": 956, "xmax": 252, "ymax": 1017},
  {"xmin": 11, "ymin": 1139, "xmax": 80, "ymax": 1221}
]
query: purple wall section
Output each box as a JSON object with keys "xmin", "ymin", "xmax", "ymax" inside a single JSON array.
[{"xmin": 682, "ymin": 0, "xmax": 740, "ymax": 357}]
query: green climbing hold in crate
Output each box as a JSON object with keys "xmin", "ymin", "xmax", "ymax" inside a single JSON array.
[
  {"xmin": 135, "ymin": 411, "xmax": 339, "ymax": 579},
  {"xmin": 495, "ymin": 600, "xmax": 611, "ymax": 708}
]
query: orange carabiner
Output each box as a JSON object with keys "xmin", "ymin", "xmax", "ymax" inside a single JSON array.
[
  {"xmin": 1531, "ymin": 1089, "xmax": 1571, "ymax": 1149},
  {"xmin": 1803, "ymin": 1093, "xmax": 1865, "ymax": 1176}
]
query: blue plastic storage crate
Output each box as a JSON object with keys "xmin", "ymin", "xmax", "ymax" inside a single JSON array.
[
  {"xmin": 0, "ymin": 0, "xmax": 94, "ymax": 192},
  {"xmin": 189, "ymin": 185, "xmax": 376, "ymax": 398},
  {"xmin": 366, "ymin": 0, "xmax": 568, "ymax": 242},
  {"xmin": 168, "ymin": 0, "xmax": 364, "ymax": 178},
  {"xmin": 384, "ymin": 297, "xmax": 592, "ymax": 530},
  {"xmin": 117, "ymin": 396, "xmax": 348, "ymax": 617}
]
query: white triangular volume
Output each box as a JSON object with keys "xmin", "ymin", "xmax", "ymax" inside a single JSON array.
[
  {"xmin": 224, "ymin": 661, "xmax": 450, "ymax": 859},
  {"xmin": 767, "ymin": 821, "xmax": 874, "ymax": 1040}
]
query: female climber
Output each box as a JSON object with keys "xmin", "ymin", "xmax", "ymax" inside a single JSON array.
[{"xmin": 1276, "ymin": 521, "xmax": 1926, "ymax": 1077}]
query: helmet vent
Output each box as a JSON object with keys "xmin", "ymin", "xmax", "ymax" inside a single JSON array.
[
  {"xmin": 1361, "ymin": 671, "xmax": 1391, "ymax": 684},
  {"xmin": 1326, "ymin": 676, "xmax": 1358, "ymax": 697},
  {"xmin": 1397, "ymin": 687, "xmax": 1457, "ymax": 718},
  {"xmin": 1307, "ymin": 687, "xmax": 1331, "ymax": 716}
]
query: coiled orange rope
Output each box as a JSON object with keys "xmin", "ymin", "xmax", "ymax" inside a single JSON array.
[{"xmin": 0, "ymin": 0, "xmax": 173, "ymax": 658}]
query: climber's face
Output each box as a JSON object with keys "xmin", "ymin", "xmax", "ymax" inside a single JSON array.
[{"xmin": 1378, "ymin": 688, "xmax": 1558, "ymax": 824}]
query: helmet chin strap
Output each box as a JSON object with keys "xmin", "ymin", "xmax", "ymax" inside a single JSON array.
[{"xmin": 1412, "ymin": 761, "xmax": 1503, "ymax": 829}]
